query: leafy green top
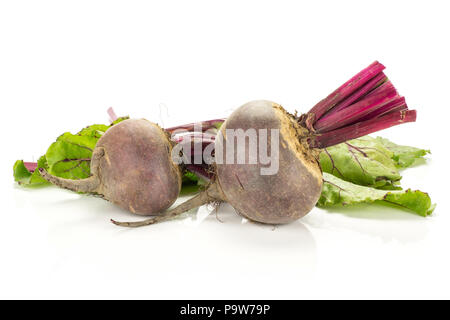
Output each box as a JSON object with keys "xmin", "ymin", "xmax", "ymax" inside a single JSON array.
[
  {"xmin": 319, "ymin": 173, "xmax": 435, "ymax": 217},
  {"xmin": 319, "ymin": 136, "xmax": 430, "ymax": 189},
  {"xmin": 13, "ymin": 116, "xmax": 129, "ymax": 186}
]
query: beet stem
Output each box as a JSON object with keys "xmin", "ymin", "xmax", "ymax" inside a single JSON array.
[
  {"xmin": 319, "ymin": 72, "xmax": 388, "ymax": 119},
  {"xmin": 309, "ymin": 110, "xmax": 416, "ymax": 149},
  {"xmin": 314, "ymin": 83, "xmax": 398, "ymax": 133},
  {"xmin": 304, "ymin": 61, "xmax": 417, "ymax": 149},
  {"xmin": 107, "ymin": 107, "xmax": 118, "ymax": 123},
  {"xmin": 357, "ymin": 96, "xmax": 407, "ymax": 122},
  {"xmin": 24, "ymin": 162, "xmax": 38, "ymax": 173},
  {"xmin": 165, "ymin": 119, "xmax": 225, "ymax": 134},
  {"xmin": 308, "ymin": 61, "xmax": 386, "ymax": 121},
  {"xmin": 172, "ymin": 133, "xmax": 215, "ymax": 144}
]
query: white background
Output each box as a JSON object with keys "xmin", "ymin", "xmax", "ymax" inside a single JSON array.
[{"xmin": 0, "ymin": 0, "xmax": 449, "ymax": 299}]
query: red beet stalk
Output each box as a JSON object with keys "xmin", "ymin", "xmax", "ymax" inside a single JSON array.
[
  {"xmin": 107, "ymin": 107, "xmax": 118, "ymax": 123},
  {"xmin": 306, "ymin": 61, "xmax": 416, "ymax": 148},
  {"xmin": 314, "ymin": 82, "xmax": 398, "ymax": 132},
  {"xmin": 320, "ymin": 71, "xmax": 388, "ymax": 118},
  {"xmin": 24, "ymin": 162, "xmax": 38, "ymax": 173},
  {"xmin": 308, "ymin": 61, "xmax": 386, "ymax": 121},
  {"xmin": 309, "ymin": 110, "xmax": 416, "ymax": 149},
  {"xmin": 165, "ymin": 119, "xmax": 225, "ymax": 134}
]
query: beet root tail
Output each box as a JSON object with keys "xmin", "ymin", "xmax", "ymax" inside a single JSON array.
[
  {"xmin": 111, "ymin": 182, "xmax": 223, "ymax": 228},
  {"xmin": 39, "ymin": 169, "xmax": 100, "ymax": 193},
  {"xmin": 39, "ymin": 147, "xmax": 105, "ymax": 193}
]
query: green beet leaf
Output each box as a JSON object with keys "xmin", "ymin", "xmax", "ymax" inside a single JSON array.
[
  {"xmin": 13, "ymin": 117, "xmax": 129, "ymax": 186},
  {"xmin": 318, "ymin": 173, "xmax": 435, "ymax": 217},
  {"xmin": 375, "ymin": 136, "xmax": 430, "ymax": 168},
  {"xmin": 319, "ymin": 136, "xmax": 401, "ymax": 189},
  {"xmin": 319, "ymin": 136, "xmax": 430, "ymax": 189},
  {"xmin": 13, "ymin": 156, "xmax": 50, "ymax": 186},
  {"xmin": 45, "ymin": 136, "xmax": 94, "ymax": 180}
]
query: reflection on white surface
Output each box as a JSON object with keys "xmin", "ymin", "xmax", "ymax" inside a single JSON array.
[
  {"xmin": 3, "ymin": 160, "xmax": 446, "ymax": 300},
  {"xmin": 5, "ymin": 185, "xmax": 319, "ymax": 298},
  {"xmin": 304, "ymin": 205, "xmax": 429, "ymax": 244}
]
